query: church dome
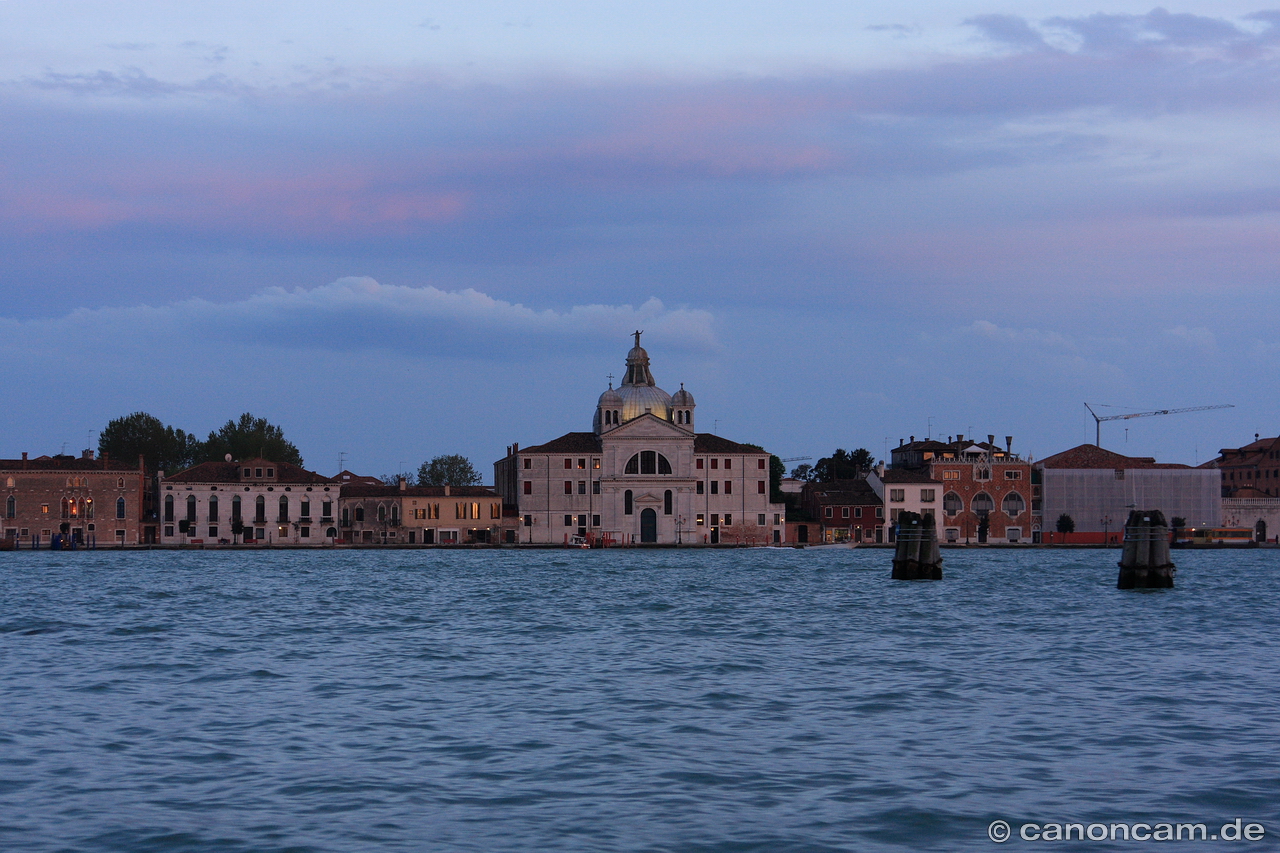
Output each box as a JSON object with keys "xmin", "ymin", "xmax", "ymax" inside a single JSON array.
[
  {"xmin": 671, "ymin": 384, "xmax": 695, "ymax": 407},
  {"xmin": 613, "ymin": 331, "xmax": 672, "ymax": 424},
  {"xmin": 598, "ymin": 386, "xmax": 623, "ymax": 408}
]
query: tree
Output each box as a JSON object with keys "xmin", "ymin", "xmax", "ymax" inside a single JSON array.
[
  {"xmin": 380, "ymin": 472, "xmax": 415, "ymax": 486},
  {"xmin": 790, "ymin": 463, "xmax": 814, "ymax": 482},
  {"xmin": 769, "ymin": 455, "xmax": 786, "ymax": 503},
  {"xmin": 98, "ymin": 412, "xmax": 201, "ymax": 474},
  {"xmin": 1056, "ymin": 513, "xmax": 1075, "ymax": 542},
  {"xmin": 201, "ymin": 413, "xmax": 303, "ymax": 466},
  {"xmin": 417, "ymin": 454, "xmax": 481, "ymax": 487},
  {"xmin": 813, "ymin": 448, "xmax": 877, "ymax": 482}
]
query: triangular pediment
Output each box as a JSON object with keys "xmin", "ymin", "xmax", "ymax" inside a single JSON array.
[
  {"xmin": 635, "ymin": 492, "xmax": 664, "ymax": 503},
  {"xmin": 604, "ymin": 413, "xmax": 691, "ymax": 441}
]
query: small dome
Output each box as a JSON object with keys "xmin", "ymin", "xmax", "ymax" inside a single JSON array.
[
  {"xmin": 671, "ymin": 383, "xmax": 695, "ymax": 407},
  {"xmin": 599, "ymin": 386, "xmax": 623, "ymax": 407}
]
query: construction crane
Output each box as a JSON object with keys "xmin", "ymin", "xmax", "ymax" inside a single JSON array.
[
  {"xmin": 780, "ymin": 456, "xmax": 812, "ymax": 463},
  {"xmin": 1084, "ymin": 403, "xmax": 1234, "ymax": 447}
]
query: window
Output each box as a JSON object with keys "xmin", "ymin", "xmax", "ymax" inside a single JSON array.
[
  {"xmin": 624, "ymin": 490, "xmax": 633, "ymax": 515},
  {"xmin": 724, "ymin": 481, "xmax": 732, "ymax": 495},
  {"xmin": 279, "ymin": 496, "xmax": 290, "ymax": 522},
  {"xmin": 824, "ymin": 506, "xmax": 833, "ymax": 518},
  {"xmin": 208, "ymin": 526, "xmax": 218, "ymax": 538},
  {"xmin": 300, "ymin": 499, "xmax": 310, "ymax": 519},
  {"xmin": 378, "ymin": 505, "xmax": 387, "ymax": 522},
  {"xmin": 711, "ymin": 481, "xmax": 719, "ymax": 495},
  {"xmin": 208, "ymin": 496, "xmax": 218, "ymax": 523},
  {"xmin": 300, "ymin": 527, "xmax": 310, "ymax": 538},
  {"xmin": 1002, "ymin": 492, "xmax": 1025, "ymax": 516},
  {"xmin": 758, "ymin": 513, "xmax": 766, "ymax": 525},
  {"xmin": 186, "ymin": 495, "xmax": 197, "ymax": 522},
  {"xmin": 854, "ymin": 507, "xmax": 862, "ymax": 518},
  {"xmin": 920, "ymin": 489, "xmax": 935, "ymax": 503},
  {"xmin": 976, "ymin": 468, "xmax": 991, "ymax": 481},
  {"xmin": 456, "ymin": 503, "xmax": 465, "ymax": 519},
  {"xmin": 491, "ymin": 503, "xmax": 501, "ymax": 519},
  {"xmin": 758, "ymin": 459, "xmax": 766, "ymax": 469},
  {"xmin": 943, "ymin": 492, "xmax": 962, "ymax": 516},
  {"xmin": 724, "ymin": 514, "xmax": 732, "ymax": 526},
  {"xmin": 972, "ymin": 492, "xmax": 995, "ymax": 514},
  {"xmin": 391, "ymin": 505, "xmax": 401, "ymax": 524},
  {"xmin": 266, "ymin": 468, "xmax": 274, "ymax": 478},
  {"xmin": 592, "ymin": 481, "xmax": 600, "ymax": 495},
  {"xmin": 355, "ymin": 506, "xmax": 365, "ymax": 522},
  {"xmin": 414, "ymin": 508, "xmax": 426, "ymax": 520},
  {"xmin": 711, "ymin": 514, "xmax": 720, "ymax": 526},
  {"xmin": 842, "ymin": 507, "xmax": 850, "ymax": 519},
  {"xmin": 664, "ymin": 490, "xmax": 673, "ymax": 515},
  {"xmin": 943, "ymin": 470, "xmax": 960, "ymax": 480},
  {"xmin": 1004, "ymin": 470, "xmax": 1022, "ymax": 480},
  {"xmin": 876, "ymin": 507, "xmax": 884, "ymax": 519},
  {"xmin": 524, "ymin": 481, "xmax": 532, "ymax": 495},
  {"xmin": 696, "ymin": 513, "xmax": 705, "ymax": 526},
  {"xmin": 592, "ymin": 515, "xmax": 600, "ymax": 527},
  {"xmin": 5, "ymin": 496, "xmax": 14, "ymax": 519},
  {"xmin": 429, "ymin": 504, "xmax": 440, "ymax": 520},
  {"xmin": 524, "ymin": 458, "xmax": 531, "ymax": 469},
  {"xmin": 256, "ymin": 496, "xmax": 266, "ymax": 523},
  {"xmin": 4, "ymin": 477, "xmax": 12, "ymax": 488},
  {"xmin": 711, "ymin": 459, "xmax": 719, "ymax": 469},
  {"xmin": 725, "ymin": 459, "xmax": 732, "ymax": 469},
  {"xmin": 117, "ymin": 478, "xmax": 124, "ymax": 488},
  {"xmin": 577, "ymin": 459, "xmax": 586, "ymax": 470},
  {"xmin": 564, "ymin": 481, "xmax": 573, "ymax": 495},
  {"xmin": 164, "ymin": 495, "xmax": 174, "ymax": 522},
  {"xmin": 471, "ymin": 503, "xmax": 479, "ymax": 519},
  {"xmin": 523, "ymin": 514, "xmax": 532, "ymax": 527},
  {"xmin": 889, "ymin": 489, "xmax": 904, "ymax": 503},
  {"xmin": 564, "ymin": 459, "xmax": 572, "ymax": 469},
  {"xmin": 757, "ymin": 481, "xmax": 765, "ymax": 494},
  {"xmin": 696, "ymin": 481, "xmax": 704, "ymax": 494},
  {"xmin": 696, "ymin": 459, "xmax": 704, "ymax": 469},
  {"xmin": 626, "ymin": 452, "xmax": 671, "ymax": 475},
  {"xmin": 565, "ymin": 515, "xmax": 573, "ymax": 527},
  {"xmin": 322, "ymin": 500, "xmax": 332, "ymax": 518},
  {"xmin": 578, "ymin": 481, "xmax": 586, "ymax": 495},
  {"xmin": 244, "ymin": 468, "xmax": 252, "ymax": 477}
]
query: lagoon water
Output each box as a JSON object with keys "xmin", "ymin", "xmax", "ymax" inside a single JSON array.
[{"xmin": 1, "ymin": 547, "xmax": 1277, "ymax": 852}]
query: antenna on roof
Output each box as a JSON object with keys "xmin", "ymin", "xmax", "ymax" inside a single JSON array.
[{"xmin": 338, "ymin": 451, "xmax": 347, "ymax": 474}]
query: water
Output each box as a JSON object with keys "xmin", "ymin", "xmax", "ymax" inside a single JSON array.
[{"xmin": 1, "ymin": 548, "xmax": 1277, "ymax": 852}]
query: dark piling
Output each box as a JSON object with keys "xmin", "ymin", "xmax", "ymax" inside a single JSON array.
[
  {"xmin": 1117, "ymin": 509, "xmax": 1175, "ymax": 589},
  {"xmin": 891, "ymin": 511, "xmax": 943, "ymax": 580}
]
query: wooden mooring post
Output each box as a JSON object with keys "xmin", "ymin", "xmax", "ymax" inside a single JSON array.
[
  {"xmin": 891, "ymin": 511, "xmax": 943, "ymax": 580},
  {"xmin": 1117, "ymin": 509, "xmax": 1175, "ymax": 589}
]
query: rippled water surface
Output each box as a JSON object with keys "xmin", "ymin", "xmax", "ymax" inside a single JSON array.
[{"xmin": 2, "ymin": 547, "xmax": 1277, "ymax": 851}]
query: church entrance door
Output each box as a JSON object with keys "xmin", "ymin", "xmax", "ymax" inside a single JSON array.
[{"xmin": 640, "ymin": 508, "xmax": 657, "ymax": 543}]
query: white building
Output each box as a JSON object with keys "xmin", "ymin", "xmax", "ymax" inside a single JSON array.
[
  {"xmin": 159, "ymin": 458, "xmax": 339, "ymax": 545},
  {"xmin": 495, "ymin": 333, "xmax": 786, "ymax": 545},
  {"xmin": 867, "ymin": 467, "xmax": 942, "ymax": 541}
]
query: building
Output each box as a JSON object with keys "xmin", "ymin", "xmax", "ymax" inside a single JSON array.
[
  {"xmin": 1036, "ymin": 444, "xmax": 1221, "ymax": 544},
  {"xmin": 1201, "ymin": 434, "xmax": 1280, "ymax": 542},
  {"xmin": 338, "ymin": 480, "xmax": 504, "ymax": 544},
  {"xmin": 890, "ymin": 434, "xmax": 1033, "ymax": 543},
  {"xmin": 868, "ymin": 467, "xmax": 941, "ymax": 541},
  {"xmin": 158, "ymin": 458, "xmax": 338, "ymax": 545},
  {"xmin": 1, "ymin": 451, "xmax": 151, "ymax": 546},
  {"xmin": 801, "ymin": 478, "xmax": 884, "ymax": 543},
  {"xmin": 494, "ymin": 333, "xmax": 786, "ymax": 545}
]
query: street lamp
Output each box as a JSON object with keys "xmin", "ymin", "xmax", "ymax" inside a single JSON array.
[{"xmin": 1101, "ymin": 514, "xmax": 1111, "ymax": 546}]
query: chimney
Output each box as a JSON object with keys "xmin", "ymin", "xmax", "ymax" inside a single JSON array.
[
  {"xmin": 139, "ymin": 454, "xmax": 145, "ymax": 472},
  {"xmin": 444, "ymin": 485, "xmax": 450, "ymax": 496},
  {"xmin": 898, "ymin": 438, "xmax": 904, "ymax": 447},
  {"xmin": 21, "ymin": 452, "xmax": 27, "ymax": 461},
  {"xmin": 988, "ymin": 434, "xmax": 995, "ymax": 447},
  {"xmin": 948, "ymin": 436, "xmax": 953, "ymax": 444},
  {"xmin": 910, "ymin": 435, "xmax": 915, "ymax": 443},
  {"xmin": 82, "ymin": 448, "xmax": 93, "ymax": 460},
  {"xmin": 399, "ymin": 476, "xmax": 407, "ymax": 491},
  {"xmin": 956, "ymin": 434, "xmax": 963, "ymax": 443},
  {"xmin": 1005, "ymin": 436, "xmax": 1013, "ymax": 453}
]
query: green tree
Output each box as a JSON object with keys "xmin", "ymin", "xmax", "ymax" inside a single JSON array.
[
  {"xmin": 813, "ymin": 448, "xmax": 877, "ymax": 482},
  {"xmin": 789, "ymin": 463, "xmax": 814, "ymax": 482},
  {"xmin": 200, "ymin": 413, "xmax": 303, "ymax": 466},
  {"xmin": 417, "ymin": 454, "xmax": 481, "ymax": 487},
  {"xmin": 1056, "ymin": 513, "xmax": 1075, "ymax": 542},
  {"xmin": 98, "ymin": 412, "xmax": 201, "ymax": 474},
  {"xmin": 769, "ymin": 455, "xmax": 786, "ymax": 503}
]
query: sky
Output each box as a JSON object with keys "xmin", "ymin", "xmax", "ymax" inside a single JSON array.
[{"xmin": 2, "ymin": 1, "xmax": 1278, "ymax": 477}]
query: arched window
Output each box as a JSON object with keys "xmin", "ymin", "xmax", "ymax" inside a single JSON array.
[
  {"xmin": 972, "ymin": 492, "xmax": 994, "ymax": 515},
  {"xmin": 377, "ymin": 504, "xmax": 386, "ymax": 522},
  {"xmin": 186, "ymin": 495, "xmax": 197, "ymax": 521},
  {"xmin": 164, "ymin": 495, "xmax": 174, "ymax": 522},
  {"xmin": 1002, "ymin": 492, "xmax": 1025, "ymax": 517},
  {"xmin": 625, "ymin": 452, "xmax": 673, "ymax": 475},
  {"xmin": 355, "ymin": 506, "xmax": 365, "ymax": 522},
  {"xmin": 117, "ymin": 478, "xmax": 125, "ymax": 488},
  {"xmin": 391, "ymin": 504, "xmax": 400, "ymax": 524},
  {"xmin": 4, "ymin": 476, "xmax": 13, "ymax": 488},
  {"xmin": 279, "ymin": 496, "xmax": 290, "ymax": 522},
  {"xmin": 326, "ymin": 527, "xmax": 337, "ymax": 538},
  {"xmin": 116, "ymin": 497, "xmax": 126, "ymax": 519},
  {"xmin": 208, "ymin": 495, "xmax": 219, "ymax": 522},
  {"xmin": 255, "ymin": 495, "xmax": 266, "ymax": 523},
  {"xmin": 943, "ymin": 492, "xmax": 962, "ymax": 516},
  {"xmin": 5, "ymin": 496, "xmax": 14, "ymax": 518},
  {"xmin": 664, "ymin": 489, "xmax": 672, "ymax": 515},
  {"xmin": 624, "ymin": 489, "xmax": 634, "ymax": 515},
  {"xmin": 231, "ymin": 495, "xmax": 241, "ymax": 521},
  {"xmin": 85, "ymin": 498, "xmax": 93, "ymax": 519}
]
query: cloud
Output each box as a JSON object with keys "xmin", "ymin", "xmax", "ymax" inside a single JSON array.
[
  {"xmin": 965, "ymin": 320, "xmax": 1073, "ymax": 348},
  {"xmin": 1163, "ymin": 325, "xmax": 1217, "ymax": 351},
  {"xmin": 964, "ymin": 15, "xmax": 1049, "ymax": 50},
  {"xmin": 0, "ymin": 278, "xmax": 719, "ymax": 360}
]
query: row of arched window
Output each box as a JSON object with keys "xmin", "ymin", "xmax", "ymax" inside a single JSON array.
[
  {"xmin": 625, "ymin": 451, "xmax": 673, "ymax": 475},
  {"xmin": 942, "ymin": 491, "xmax": 1025, "ymax": 517},
  {"xmin": 675, "ymin": 410, "xmax": 692, "ymax": 424}
]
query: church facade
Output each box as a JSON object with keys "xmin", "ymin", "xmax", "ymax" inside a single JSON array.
[{"xmin": 494, "ymin": 334, "xmax": 786, "ymax": 545}]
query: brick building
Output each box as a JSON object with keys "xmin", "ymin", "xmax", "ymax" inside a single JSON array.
[
  {"xmin": 801, "ymin": 479, "xmax": 883, "ymax": 543},
  {"xmin": 1, "ymin": 451, "xmax": 151, "ymax": 546},
  {"xmin": 890, "ymin": 434, "xmax": 1033, "ymax": 544}
]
